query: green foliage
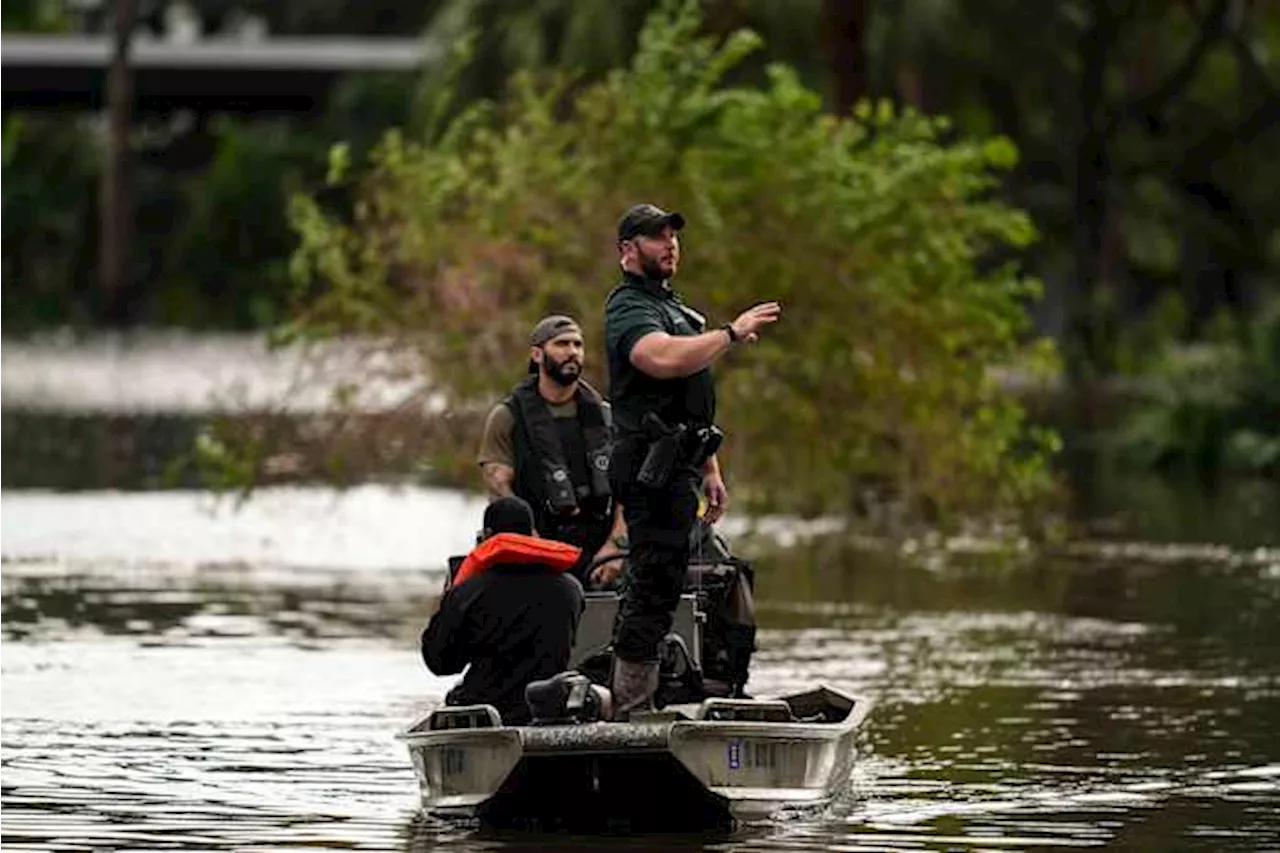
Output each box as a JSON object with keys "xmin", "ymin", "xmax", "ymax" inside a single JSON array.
[
  {"xmin": 2, "ymin": 0, "xmax": 73, "ymax": 32},
  {"xmin": 0, "ymin": 92, "xmax": 417, "ymax": 332},
  {"xmin": 157, "ymin": 118, "xmax": 328, "ymax": 328},
  {"xmin": 893, "ymin": 0, "xmax": 1280, "ymax": 376},
  {"xmin": 7, "ymin": 0, "xmax": 1278, "ymax": 395},
  {"xmin": 1116, "ymin": 297, "xmax": 1280, "ymax": 476},
  {"xmin": 1, "ymin": 115, "xmax": 329, "ymax": 331},
  {"xmin": 273, "ymin": 0, "xmax": 1061, "ymax": 527},
  {"xmin": 2, "ymin": 115, "xmax": 101, "ymax": 328}
]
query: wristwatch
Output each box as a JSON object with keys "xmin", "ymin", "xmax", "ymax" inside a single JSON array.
[{"xmin": 721, "ymin": 322, "xmax": 739, "ymax": 344}]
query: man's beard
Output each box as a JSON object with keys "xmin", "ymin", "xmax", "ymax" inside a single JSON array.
[
  {"xmin": 639, "ymin": 252, "xmax": 670, "ymax": 281},
  {"xmin": 542, "ymin": 356, "xmax": 581, "ymax": 387}
]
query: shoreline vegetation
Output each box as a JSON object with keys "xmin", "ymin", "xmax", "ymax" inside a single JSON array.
[
  {"xmin": 4, "ymin": 0, "xmax": 1277, "ymax": 533},
  {"xmin": 229, "ymin": 0, "xmax": 1067, "ymax": 533}
]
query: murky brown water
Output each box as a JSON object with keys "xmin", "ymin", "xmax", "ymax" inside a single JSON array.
[{"xmin": 3, "ymin": 486, "xmax": 1279, "ymax": 852}]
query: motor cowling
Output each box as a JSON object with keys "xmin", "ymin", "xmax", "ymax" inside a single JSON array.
[
  {"xmin": 655, "ymin": 632, "xmax": 706, "ymax": 707},
  {"xmin": 524, "ymin": 671, "xmax": 613, "ymax": 725}
]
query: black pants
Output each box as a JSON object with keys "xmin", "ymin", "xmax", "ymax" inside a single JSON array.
[{"xmin": 611, "ymin": 438, "xmax": 700, "ymax": 664}]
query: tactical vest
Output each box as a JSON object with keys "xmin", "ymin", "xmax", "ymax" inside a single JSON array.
[{"xmin": 505, "ymin": 377, "xmax": 612, "ymax": 537}]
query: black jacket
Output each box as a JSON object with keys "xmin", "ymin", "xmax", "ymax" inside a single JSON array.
[{"xmin": 420, "ymin": 565, "xmax": 585, "ymax": 725}]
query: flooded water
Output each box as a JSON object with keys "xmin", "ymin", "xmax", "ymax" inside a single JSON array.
[
  {"xmin": 1, "ymin": 332, "xmax": 431, "ymax": 414},
  {"xmin": 4, "ymin": 485, "xmax": 1279, "ymax": 852}
]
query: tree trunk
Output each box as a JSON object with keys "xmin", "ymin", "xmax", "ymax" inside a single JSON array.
[
  {"xmin": 100, "ymin": 0, "xmax": 137, "ymax": 323},
  {"xmin": 1068, "ymin": 3, "xmax": 1118, "ymax": 392},
  {"xmin": 821, "ymin": 0, "xmax": 869, "ymax": 115}
]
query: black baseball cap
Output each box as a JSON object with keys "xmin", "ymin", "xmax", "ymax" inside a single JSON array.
[
  {"xmin": 529, "ymin": 315, "xmax": 582, "ymax": 347},
  {"xmin": 527, "ymin": 315, "xmax": 583, "ymax": 374},
  {"xmin": 617, "ymin": 203, "xmax": 686, "ymax": 242},
  {"xmin": 484, "ymin": 496, "xmax": 535, "ymax": 536}
]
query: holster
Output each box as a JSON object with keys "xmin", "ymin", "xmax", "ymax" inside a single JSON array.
[
  {"xmin": 635, "ymin": 413, "xmax": 724, "ymax": 489},
  {"xmin": 686, "ymin": 423, "xmax": 724, "ymax": 471}
]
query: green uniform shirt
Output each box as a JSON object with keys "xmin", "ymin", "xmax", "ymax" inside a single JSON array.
[{"xmin": 604, "ymin": 271, "xmax": 716, "ymax": 437}]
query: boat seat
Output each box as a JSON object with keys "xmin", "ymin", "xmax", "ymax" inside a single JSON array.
[
  {"xmin": 423, "ymin": 704, "xmax": 503, "ymax": 731},
  {"xmin": 783, "ymin": 685, "xmax": 858, "ymax": 723},
  {"xmin": 697, "ymin": 698, "xmax": 794, "ymax": 723}
]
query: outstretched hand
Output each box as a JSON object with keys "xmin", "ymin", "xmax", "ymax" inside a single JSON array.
[{"xmin": 731, "ymin": 302, "xmax": 782, "ymax": 344}]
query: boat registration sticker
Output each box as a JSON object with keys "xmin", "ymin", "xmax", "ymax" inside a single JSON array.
[{"xmin": 727, "ymin": 739, "xmax": 778, "ymax": 771}]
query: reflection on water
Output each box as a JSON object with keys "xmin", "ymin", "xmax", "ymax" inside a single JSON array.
[
  {"xmin": 0, "ymin": 485, "xmax": 488, "ymax": 571},
  {"xmin": 3, "ymin": 487, "xmax": 1280, "ymax": 852},
  {"xmin": 1069, "ymin": 461, "xmax": 1280, "ymax": 549},
  {"xmin": 1, "ymin": 563, "xmax": 433, "ymax": 644}
]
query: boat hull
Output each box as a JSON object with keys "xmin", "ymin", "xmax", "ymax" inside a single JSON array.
[{"xmin": 400, "ymin": 687, "xmax": 870, "ymax": 831}]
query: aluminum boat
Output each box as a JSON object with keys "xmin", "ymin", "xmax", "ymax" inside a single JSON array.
[{"xmin": 400, "ymin": 584, "xmax": 871, "ymax": 831}]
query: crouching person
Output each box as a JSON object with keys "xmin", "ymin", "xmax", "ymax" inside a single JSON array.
[{"xmin": 420, "ymin": 496, "xmax": 586, "ymax": 725}]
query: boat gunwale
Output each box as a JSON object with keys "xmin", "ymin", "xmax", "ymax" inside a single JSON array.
[
  {"xmin": 396, "ymin": 685, "xmax": 874, "ymax": 747},
  {"xmin": 399, "ymin": 708, "xmax": 870, "ymax": 755}
]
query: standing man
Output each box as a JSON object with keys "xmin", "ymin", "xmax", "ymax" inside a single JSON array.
[
  {"xmin": 604, "ymin": 203, "xmax": 781, "ymax": 717},
  {"xmin": 478, "ymin": 315, "xmax": 628, "ymax": 587}
]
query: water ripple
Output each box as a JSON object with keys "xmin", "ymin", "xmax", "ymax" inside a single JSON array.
[{"xmin": 4, "ymin": 491, "xmax": 1280, "ymax": 851}]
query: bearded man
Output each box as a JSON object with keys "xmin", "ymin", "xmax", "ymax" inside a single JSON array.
[
  {"xmin": 602, "ymin": 203, "xmax": 780, "ymax": 717},
  {"xmin": 477, "ymin": 315, "xmax": 628, "ymax": 588}
]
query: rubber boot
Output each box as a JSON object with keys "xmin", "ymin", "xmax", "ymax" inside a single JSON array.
[{"xmin": 611, "ymin": 658, "xmax": 659, "ymax": 721}]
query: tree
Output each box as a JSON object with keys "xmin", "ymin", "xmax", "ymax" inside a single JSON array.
[
  {"xmin": 821, "ymin": 0, "xmax": 870, "ymax": 113},
  {"xmin": 876, "ymin": 0, "xmax": 1280, "ymax": 384},
  {"xmin": 417, "ymin": 0, "xmax": 870, "ymax": 114},
  {"xmin": 220, "ymin": 0, "xmax": 1060, "ymax": 531}
]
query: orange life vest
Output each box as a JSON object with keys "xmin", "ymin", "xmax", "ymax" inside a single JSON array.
[{"xmin": 452, "ymin": 533, "xmax": 582, "ymax": 587}]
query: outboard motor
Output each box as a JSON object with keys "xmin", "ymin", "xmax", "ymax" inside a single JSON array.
[
  {"xmin": 655, "ymin": 633, "xmax": 706, "ymax": 706},
  {"xmin": 659, "ymin": 632, "xmax": 696, "ymax": 680},
  {"xmin": 524, "ymin": 671, "xmax": 612, "ymax": 725},
  {"xmin": 687, "ymin": 523, "xmax": 758, "ymax": 699}
]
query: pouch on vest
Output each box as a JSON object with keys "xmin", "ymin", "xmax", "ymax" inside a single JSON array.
[
  {"xmin": 583, "ymin": 431, "xmax": 612, "ymax": 499},
  {"xmin": 542, "ymin": 461, "xmax": 578, "ymax": 514}
]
